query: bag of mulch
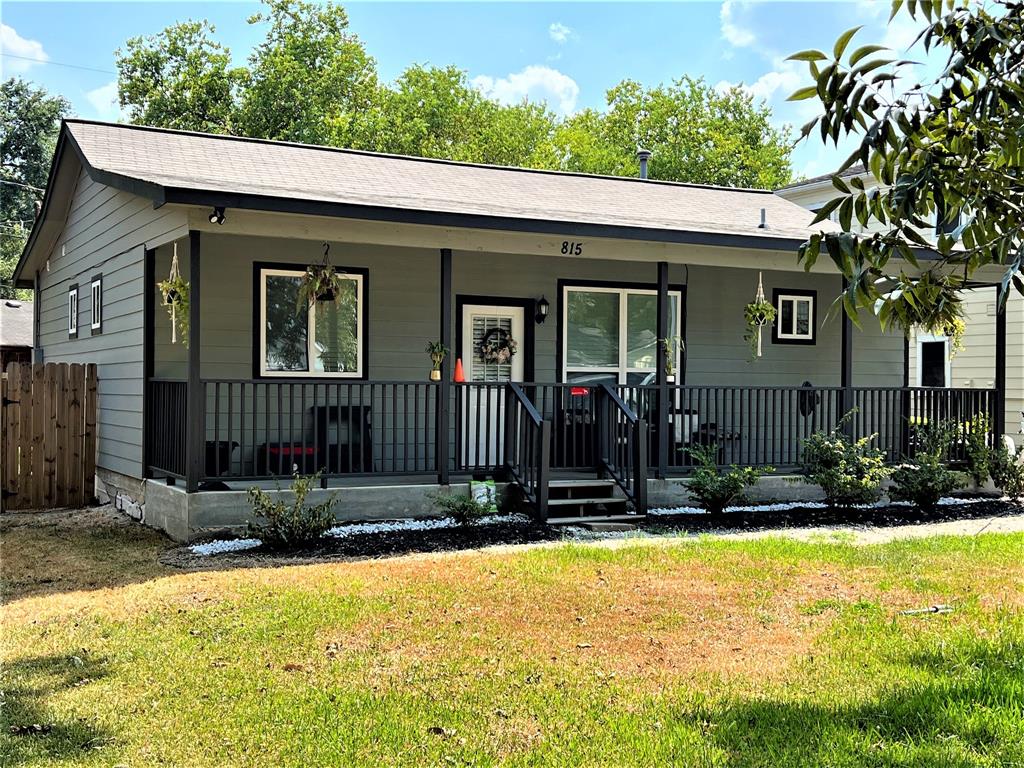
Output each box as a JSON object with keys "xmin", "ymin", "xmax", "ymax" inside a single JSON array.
[{"xmin": 471, "ymin": 480, "xmax": 498, "ymax": 514}]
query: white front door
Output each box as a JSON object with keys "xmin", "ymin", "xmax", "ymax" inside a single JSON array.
[{"xmin": 461, "ymin": 304, "xmax": 525, "ymax": 467}]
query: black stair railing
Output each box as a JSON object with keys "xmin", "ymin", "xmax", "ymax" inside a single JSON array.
[
  {"xmin": 597, "ymin": 383, "xmax": 648, "ymax": 514},
  {"xmin": 503, "ymin": 382, "xmax": 552, "ymax": 520}
]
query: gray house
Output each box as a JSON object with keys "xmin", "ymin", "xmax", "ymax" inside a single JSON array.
[{"xmin": 12, "ymin": 120, "xmax": 1011, "ymax": 539}]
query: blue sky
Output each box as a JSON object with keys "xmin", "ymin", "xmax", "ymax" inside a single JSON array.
[{"xmin": 1, "ymin": 0, "xmax": 929, "ymax": 179}]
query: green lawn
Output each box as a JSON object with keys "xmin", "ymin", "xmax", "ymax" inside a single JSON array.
[{"xmin": 2, "ymin": 512, "xmax": 1023, "ymax": 767}]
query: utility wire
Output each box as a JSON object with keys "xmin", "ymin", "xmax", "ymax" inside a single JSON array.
[
  {"xmin": 1, "ymin": 53, "xmax": 116, "ymax": 75},
  {"xmin": 0, "ymin": 179, "xmax": 45, "ymax": 193}
]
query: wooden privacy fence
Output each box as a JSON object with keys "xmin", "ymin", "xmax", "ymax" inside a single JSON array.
[{"xmin": 2, "ymin": 362, "xmax": 97, "ymax": 511}]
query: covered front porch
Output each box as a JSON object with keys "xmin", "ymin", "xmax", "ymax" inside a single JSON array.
[{"xmin": 142, "ymin": 222, "xmax": 1008, "ymax": 521}]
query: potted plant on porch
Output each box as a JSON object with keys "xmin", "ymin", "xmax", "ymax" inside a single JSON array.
[
  {"xmin": 661, "ymin": 335, "xmax": 684, "ymax": 382},
  {"xmin": 426, "ymin": 341, "xmax": 449, "ymax": 381},
  {"xmin": 157, "ymin": 244, "xmax": 190, "ymax": 345}
]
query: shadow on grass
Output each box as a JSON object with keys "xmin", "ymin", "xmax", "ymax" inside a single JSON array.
[
  {"xmin": 681, "ymin": 636, "xmax": 1024, "ymax": 766},
  {"xmin": 0, "ymin": 652, "xmax": 115, "ymax": 765}
]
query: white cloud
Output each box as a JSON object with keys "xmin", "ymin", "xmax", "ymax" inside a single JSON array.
[
  {"xmin": 86, "ymin": 80, "xmax": 126, "ymax": 122},
  {"xmin": 472, "ymin": 65, "xmax": 580, "ymax": 115},
  {"xmin": 720, "ymin": 0, "xmax": 755, "ymax": 48},
  {"xmin": 548, "ymin": 22, "xmax": 573, "ymax": 44},
  {"xmin": 0, "ymin": 23, "xmax": 48, "ymax": 72}
]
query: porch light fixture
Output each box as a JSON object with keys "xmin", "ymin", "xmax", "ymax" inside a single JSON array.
[
  {"xmin": 535, "ymin": 295, "xmax": 550, "ymax": 324},
  {"xmin": 208, "ymin": 206, "xmax": 226, "ymax": 225}
]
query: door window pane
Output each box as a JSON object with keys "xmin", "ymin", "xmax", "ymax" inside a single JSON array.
[
  {"xmin": 921, "ymin": 341, "xmax": 947, "ymax": 387},
  {"xmin": 264, "ymin": 274, "xmax": 308, "ymax": 372},
  {"xmin": 313, "ymin": 279, "xmax": 359, "ymax": 373},
  {"xmin": 566, "ymin": 291, "xmax": 619, "ymax": 367}
]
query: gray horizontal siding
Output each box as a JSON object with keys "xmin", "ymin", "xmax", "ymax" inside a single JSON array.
[{"xmin": 36, "ymin": 168, "xmax": 187, "ymax": 479}]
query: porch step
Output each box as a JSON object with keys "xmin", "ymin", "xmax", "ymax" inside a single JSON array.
[
  {"xmin": 548, "ymin": 496, "xmax": 628, "ymax": 508},
  {"xmin": 543, "ymin": 478, "xmax": 630, "ymax": 519},
  {"xmin": 547, "ymin": 514, "xmax": 645, "ymax": 526}
]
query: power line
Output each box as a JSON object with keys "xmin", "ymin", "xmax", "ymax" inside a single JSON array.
[
  {"xmin": 1, "ymin": 53, "xmax": 116, "ymax": 76},
  {"xmin": 0, "ymin": 179, "xmax": 45, "ymax": 193}
]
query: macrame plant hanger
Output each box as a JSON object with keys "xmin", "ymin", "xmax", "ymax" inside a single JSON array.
[
  {"xmin": 754, "ymin": 271, "xmax": 766, "ymax": 358},
  {"xmin": 168, "ymin": 242, "xmax": 182, "ymax": 344}
]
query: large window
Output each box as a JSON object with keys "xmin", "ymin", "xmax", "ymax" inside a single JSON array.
[
  {"xmin": 562, "ymin": 285, "xmax": 682, "ymax": 385},
  {"xmin": 258, "ymin": 267, "xmax": 364, "ymax": 377}
]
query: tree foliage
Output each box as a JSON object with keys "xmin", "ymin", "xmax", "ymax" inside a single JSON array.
[
  {"xmin": 790, "ymin": 0, "xmax": 1024, "ymax": 333},
  {"xmin": 117, "ymin": 20, "xmax": 245, "ymax": 134},
  {"xmin": 1, "ymin": 78, "xmax": 68, "ymax": 299},
  {"xmin": 554, "ymin": 77, "xmax": 793, "ymax": 188},
  {"xmin": 113, "ymin": 0, "xmax": 794, "ymax": 186}
]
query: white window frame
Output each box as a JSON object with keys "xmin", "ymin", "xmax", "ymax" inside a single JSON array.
[
  {"xmin": 916, "ymin": 333, "xmax": 951, "ymax": 388},
  {"xmin": 561, "ymin": 285, "xmax": 683, "ymax": 385},
  {"xmin": 90, "ymin": 275, "xmax": 103, "ymax": 333},
  {"xmin": 67, "ymin": 285, "xmax": 78, "ymax": 338},
  {"xmin": 258, "ymin": 267, "xmax": 364, "ymax": 378},
  {"xmin": 775, "ymin": 293, "xmax": 815, "ymax": 341}
]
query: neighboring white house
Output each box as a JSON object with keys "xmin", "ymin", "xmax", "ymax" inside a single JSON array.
[{"xmin": 777, "ymin": 169, "xmax": 1024, "ymax": 442}]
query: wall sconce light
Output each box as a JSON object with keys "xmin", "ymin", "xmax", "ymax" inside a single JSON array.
[
  {"xmin": 535, "ymin": 295, "xmax": 550, "ymax": 324},
  {"xmin": 208, "ymin": 206, "xmax": 226, "ymax": 225}
]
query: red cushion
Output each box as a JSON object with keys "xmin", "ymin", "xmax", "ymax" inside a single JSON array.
[{"xmin": 267, "ymin": 445, "xmax": 315, "ymax": 457}]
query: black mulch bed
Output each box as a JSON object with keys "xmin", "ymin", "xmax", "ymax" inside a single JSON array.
[
  {"xmin": 640, "ymin": 497, "xmax": 1024, "ymax": 536},
  {"xmin": 164, "ymin": 497, "xmax": 1024, "ymax": 570}
]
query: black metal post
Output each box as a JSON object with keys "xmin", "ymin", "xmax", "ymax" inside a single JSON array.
[
  {"xmin": 900, "ymin": 331, "xmax": 911, "ymax": 457},
  {"xmin": 994, "ymin": 285, "xmax": 1007, "ymax": 440},
  {"xmin": 186, "ymin": 232, "xmax": 203, "ymax": 492},
  {"xmin": 656, "ymin": 261, "xmax": 669, "ymax": 478},
  {"xmin": 437, "ymin": 248, "xmax": 452, "ymax": 485},
  {"xmin": 840, "ymin": 277, "xmax": 854, "ymax": 433},
  {"xmin": 143, "ymin": 247, "xmax": 155, "ymax": 478}
]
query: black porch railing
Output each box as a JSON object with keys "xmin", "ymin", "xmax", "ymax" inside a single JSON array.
[
  {"xmin": 503, "ymin": 383, "xmax": 551, "ymax": 519},
  {"xmin": 146, "ymin": 380, "xmax": 999, "ymax": 490},
  {"xmin": 596, "ymin": 384, "xmax": 648, "ymax": 511}
]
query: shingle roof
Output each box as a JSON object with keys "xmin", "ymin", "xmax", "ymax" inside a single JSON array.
[
  {"xmin": 0, "ymin": 300, "xmax": 33, "ymax": 348},
  {"xmin": 777, "ymin": 164, "xmax": 867, "ymax": 191},
  {"xmin": 65, "ymin": 120, "xmax": 832, "ymax": 246}
]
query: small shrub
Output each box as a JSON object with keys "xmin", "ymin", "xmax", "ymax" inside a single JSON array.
[
  {"xmin": 686, "ymin": 443, "xmax": 772, "ymax": 515},
  {"xmin": 963, "ymin": 415, "xmax": 993, "ymax": 486},
  {"xmin": 889, "ymin": 455, "xmax": 966, "ymax": 512},
  {"xmin": 247, "ymin": 472, "xmax": 337, "ymax": 551},
  {"xmin": 989, "ymin": 441, "xmax": 1024, "ymax": 499},
  {"xmin": 431, "ymin": 491, "xmax": 491, "ymax": 526},
  {"xmin": 802, "ymin": 418, "xmax": 890, "ymax": 508}
]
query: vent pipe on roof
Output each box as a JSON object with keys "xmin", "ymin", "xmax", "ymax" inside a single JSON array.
[
  {"xmin": 636, "ymin": 148, "xmax": 652, "ymax": 180},
  {"xmin": 759, "ymin": 207, "xmax": 767, "ymax": 229}
]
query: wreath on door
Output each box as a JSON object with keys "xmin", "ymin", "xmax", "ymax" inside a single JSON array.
[{"xmin": 479, "ymin": 328, "xmax": 518, "ymax": 364}]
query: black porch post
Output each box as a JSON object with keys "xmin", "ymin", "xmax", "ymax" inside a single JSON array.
[
  {"xmin": 840, "ymin": 277, "xmax": 854, "ymax": 432},
  {"xmin": 656, "ymin": 261, "xmax": 669, "ymax": 478},
  {"xmin": 437, "ymin": 248, "xmax": 453, "ymax": 485},
  {"xmin": 994, "ymin": 285, "xmax": 1007, "ymax": 441},
  {"xmin": 186, "ymin": 231, "xmax": 204, "ymax": 492},
  {"xmin": 900, "ymin": 331, "xmax": 911, "ymax": 456},
  {"xmin": 142, "ymin": 247, "xmax": 155, "ymax": 479}
]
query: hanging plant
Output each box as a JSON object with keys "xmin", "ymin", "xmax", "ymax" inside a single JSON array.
[
  {"xmin": 661, "ymin": 335, "xmax": 684, "ymax": 380},
  {"xmin": 296, "ymin": 243, "xmax": 349, "ymax": 313},
  {"xmin": 940, "ymin": 316, "xmax": 966, "ymax": 357},
  {"xmin": 743, "ymin": 272, "xmax": 775, "ymax": 360},
  {"xmin": 158, "ymin": 243, "xmax": 189, "ymax": 346},
  {"xmin": 479, "ymin": 328, "xmax": 518, "ymax": 364},
  {"xmin": 425, "ymin": 341, "xmax": 449, "ymax": 381}
]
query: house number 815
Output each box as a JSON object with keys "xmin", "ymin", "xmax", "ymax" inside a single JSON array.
[{"xmin": 561, "ymin": 241, "xmax": 583, "ymax": 255}]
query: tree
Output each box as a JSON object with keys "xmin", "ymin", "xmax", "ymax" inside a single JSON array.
[
  {"xmin": 551, "ymin": 77, "xmax": 794, "ymax": 188},
  {"xmin": 237, "ymin": 0, "xmax": 380, "ymax": 146},
  {"xmin": 366, "ymin": 64, "xmax": 557, "ymax": 167},
  {"xmin": 789, "ymin": 0, "xmax": 1024, "ymax": 336},
  {"xmin": 117, "ymin": 20, "xmax": 245, "ymax": 133},
  {"xmin": 1, "ymin": 79, "xmax": 68, "ymax": 299}
]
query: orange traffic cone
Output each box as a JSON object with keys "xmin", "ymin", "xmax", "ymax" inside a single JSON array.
[{"xmin": 453, "ymin": 357, "xmax": 466, "ymax": 382}]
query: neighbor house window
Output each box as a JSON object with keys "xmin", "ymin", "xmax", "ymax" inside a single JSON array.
[
  {"xmin": 258, "ymin": 267, "xmax": 364, "ymax": 377},
  {"xmin": 562, "ymin": 285, "xmax": 682, "ymax": 386},
  {"xmin": 67, "ymin": 284, "xmax": 78, "ymax": 338},
  {"xmin": 90, "ymin": 275, "xmax": 103, "ymax": 334},
  {"xmin": 773, "ymin": 289, "xmax": 816, "ymax": 344}
]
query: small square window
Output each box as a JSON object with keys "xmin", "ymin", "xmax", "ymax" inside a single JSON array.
[
  {"xmin": 773, "ymin": 290, "xmax": 816, "ymax": 344},
  {"xmin": 68, "ymin": 285, "xmax": 78, "ymax": 338},
  {"xmin": 90, "ymin": 275, "xmax": 103, "ymax": 334}
]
